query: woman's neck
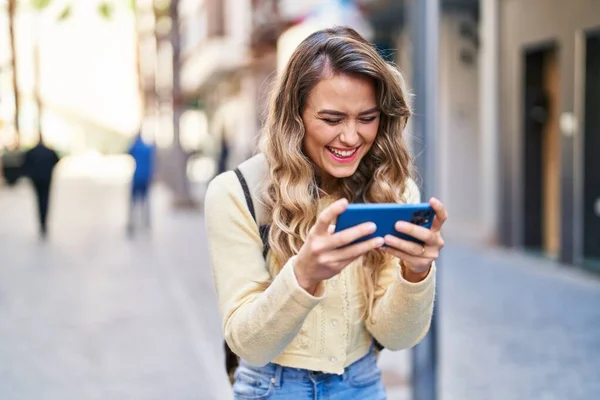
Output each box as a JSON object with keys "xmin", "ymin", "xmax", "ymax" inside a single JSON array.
[{"xmin": 319, "ymin": 177, "xmax": 346, "ymax": 200}]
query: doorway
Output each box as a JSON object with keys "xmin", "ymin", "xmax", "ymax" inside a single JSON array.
[
  {"xmin": 523, "ymin": 46, "xmax": 561, "ymax": 257},
  {"xmin": 583, "ymin": 33, "xmax": 600, "ymax": 262}
]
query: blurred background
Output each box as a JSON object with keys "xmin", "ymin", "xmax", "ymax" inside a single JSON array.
[{"xmin": 0, "ymin": 0, "xmax": 599, "ymax": 399}]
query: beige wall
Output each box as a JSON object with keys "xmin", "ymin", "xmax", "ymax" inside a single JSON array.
[
  {"xmin": 398, "ymin": 12, "xmax": 483, "ymax": 243},
  {"xmin": 498, "ymin": 0, "xmax": 600, "ymax": 262},
  {"xmin": 438, "ymin": 12, "xmax": 483, "ymax": 243}
]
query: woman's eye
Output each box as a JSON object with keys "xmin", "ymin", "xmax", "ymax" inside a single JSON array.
[
  {"xmin": 360, "ymin": 116, "xmax": 377, "ymax": 123},
  {"xmin": 323, "ymin": 119, "xmax": 342, "ymax": 125}
]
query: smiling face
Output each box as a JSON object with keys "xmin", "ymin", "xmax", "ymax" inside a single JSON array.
[{"xmin": 301, "ymin": 73, "xmax": 380, "ymax": 187}]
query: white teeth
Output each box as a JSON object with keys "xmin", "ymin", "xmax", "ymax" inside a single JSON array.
[{"xmin": 328, "ymin": 147, "xmax": 357, "ymax": 158}]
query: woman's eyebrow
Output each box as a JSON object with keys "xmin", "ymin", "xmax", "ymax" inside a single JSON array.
[
  {"xmin": 317, "ymin": 109, "xmax": 346, "ymax": 117},
  {"xmin": 317, "ymin": 107, "xmax": 379, "ymax": 117}
]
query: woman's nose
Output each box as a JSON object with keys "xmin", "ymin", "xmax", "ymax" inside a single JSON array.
[{"xmin": 339, "ymin": 123, "xmax": 360, "ymax": 147}]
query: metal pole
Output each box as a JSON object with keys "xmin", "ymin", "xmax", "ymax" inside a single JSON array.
[
  {"xmin": 408, "ymin": 0, "xmax": 439, "ymax": 399},
  {"xmin": 480, "ymin": 0, "xmax": 500, "ymax": 244}
]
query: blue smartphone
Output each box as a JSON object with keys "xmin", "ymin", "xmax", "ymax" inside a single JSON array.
[{"xmin": 334, "ymin": 203, "xmax": 435, "ymax": 245}]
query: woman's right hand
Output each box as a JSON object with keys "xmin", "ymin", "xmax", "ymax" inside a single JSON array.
[{"xmin": 293, "ymin": 199, "xmax": 385, "ymax": 294}]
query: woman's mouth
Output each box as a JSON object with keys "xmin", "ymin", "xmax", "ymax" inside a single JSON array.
[{"xmin": 326, "ymin": 146, "xmax": 360, "ymax": 163}]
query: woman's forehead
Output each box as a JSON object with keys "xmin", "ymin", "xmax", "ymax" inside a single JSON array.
[{"xmin": 306, "ymin": 74, "xmax": 377, "ymax": 113}]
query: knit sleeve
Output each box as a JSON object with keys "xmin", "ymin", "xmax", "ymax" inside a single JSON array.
[{"xmin": 204, "ymin": 172, "xmax": 326, "ymax": 366}]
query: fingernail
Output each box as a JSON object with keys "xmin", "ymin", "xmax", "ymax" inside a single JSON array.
[
  {"xmin": 369, "ymin": 223, "xmax": 377, "ymax": 231},
  {"xmin": 375, "ymin": 237, "xmax": 385, "ymax": 246},
  {"xmin": 396, "ymin": 221, "xmax": 406, "ymax": 230}
]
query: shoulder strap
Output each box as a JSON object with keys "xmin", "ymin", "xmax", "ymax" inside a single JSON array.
[
  {"xmin": 234, "ymin": 168, "xmax": 270, "ymax": 258},
  {"xmin": 259, "ymin": 226, "xmax": 270, "ymax": 259},
  {"xmin": 234, "ymin": 168, "xmax": 256, "ymax": 221}
]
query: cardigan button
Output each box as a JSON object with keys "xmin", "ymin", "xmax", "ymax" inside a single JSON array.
[{"xmin": 329, "ymin": 356, "xmax": 337, "ymax": 364}]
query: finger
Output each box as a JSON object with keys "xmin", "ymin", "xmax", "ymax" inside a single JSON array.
[
  {"xmin": 383, "ymin": 247, "xmax": 435, "ymax": 272},
  {"xmin": 383, "ymin": 246, "xmax": 418, "ymax": 262},
  {"xmin": 313, "ymin": 198, "xmax": 349, "ymax": 235},
  {"xmin": 382, "ymin": 247, "xmax": 432, "ymax": 269},
  {"xmin": 384, "ymin": 235, "xmax": 431, "ymax": 258},
  {"xmin": 395, "ymin": 221, "xmax": 435, "ymax": 244},
  {"xmin": 429, "ymin": 197, "xmax": 448, "ymax": 232},
  {"xmin": 330, "ymin": 236, "xmax": 385, "ymax": 263},
  {"xmin": 330, "ymin": 222, "xmax": 377, "ymax": 248},
  {"xmin": 328, "ymin": 224, "xmax": 336, "ymax": 235}
]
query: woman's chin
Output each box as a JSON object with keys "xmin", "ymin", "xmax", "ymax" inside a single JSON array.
[{"xmin": 323, "ymin": 164, "xmax": 360, "ymax": 179}]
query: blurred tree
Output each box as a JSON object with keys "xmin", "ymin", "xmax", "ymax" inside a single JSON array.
[
  {"xmin": 169, "ymin": 0, "xmax": 194, "ymax": 208},
  {"xmin": 130, "ymin": 0, "xmax": 145, "ymax": 120},
  {"xmin": 7, "ymin": 0, "xmax": 143, "ymax": 146},
  {"xmin": 11, "ymin": 0, "xmax": 192, "ymax": 205},
  {"xmin": 28, "ymin": 0, "xmax": 56, "ymax": 143},
  {"xmin": 22, "ymin": 0, "xmax": 143, "ymax": 144},
  {"xmin": 8, "ymin": 0, "xmax": 20, "ymax": 144}
]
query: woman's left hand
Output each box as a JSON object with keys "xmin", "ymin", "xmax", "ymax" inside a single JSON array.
[{"xmin": 382, "ymin": 198, "xmax": 447, "ymax": 281}]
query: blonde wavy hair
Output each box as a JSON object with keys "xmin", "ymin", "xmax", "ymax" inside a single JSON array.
[{"xmin": 259, "ymin": 27, "xmax": 413, "ymax": 320}]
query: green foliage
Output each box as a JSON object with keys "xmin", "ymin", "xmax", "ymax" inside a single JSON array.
[
  {"xmin": 26, "ymin": 0, "xmax": 135, "ymax": 20},
  {"xmin": 56, "ymin": 5, "xmax": 71, "ymax": 21},
  {"xmin": 29, "ymin": 0, "xmax": 52, "ymax": 10},
  {"xmin": 98, "ymin": 2, "xmax": 115, "ymax": 19}
]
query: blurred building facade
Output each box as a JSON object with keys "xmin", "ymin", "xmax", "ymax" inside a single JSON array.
[
  {"xmin": 179, "ymin": 0, "xmax": 274, "ymax": 173},
  {"xmin": 488, "ymin": 0, "xmax": 600, "ymax": 271},
  {"xmin": 364, "ymin": 0, "xmax": 600, "ymax": 271},
  {"xmin": 177, "ymin": 0, "xmax": 377, "ymax": 175},
  {"xmin": 124, "ymin": 0, "xmax": 600, "ymax": 272}
]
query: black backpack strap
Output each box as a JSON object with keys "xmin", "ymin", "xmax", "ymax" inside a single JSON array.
[
  {"xmin": 234, "ymin": 168, "xmax": 270, "ymax": 258},
  {"xmin": 234, "ymin": 168, "xmax": 256, "ymax": 221},
  {"xmin": 259, "ymin": 225, "xmax": 270, "ymax": 259}
]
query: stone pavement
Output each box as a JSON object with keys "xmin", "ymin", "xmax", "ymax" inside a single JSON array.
[
  {"xmin": 1, "ymin": 163, "xmax": 599, "ymax": 400},
  {"xmin": 438, "ymin": 243, "xmax": 600, "ymax": 400}
]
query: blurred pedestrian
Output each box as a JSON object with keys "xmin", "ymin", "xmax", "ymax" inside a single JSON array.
[
  {"xmin": 1, "ymin": 143, "xmax": 24, "ymax": 186},
  {"xmin": 216, "ymin": 134, "xmax": 230, "ymax": 176},
  {"xmin": 205, "ymin": 27, "xmax": 448, "ymax": 399},
  {"xmin": 127, "ymin": 133, "xmax": 155, "ymax": 235},
  {"xmin": 22, "ymin": 138, "xmax": 59, "ymax": 238}
]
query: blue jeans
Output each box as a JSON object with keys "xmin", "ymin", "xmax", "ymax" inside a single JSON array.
[{"xmin": 233, "ymin": 348, "xmax": 387, "ymax": 399}]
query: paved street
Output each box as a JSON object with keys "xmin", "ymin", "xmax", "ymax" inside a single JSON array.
[
  {"xmin": 0, "ymin": 173, "xmax": 232, "ymax": 400},
  {"xmin": 1, "ymin": 164, "xmax": 599, "ymax": 400},
  {"xmin": 439, "ymin": 242, "xmax": 600, "ymax": 400}
]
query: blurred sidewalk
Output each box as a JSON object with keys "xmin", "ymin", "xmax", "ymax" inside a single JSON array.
[
  {"xmin": 439, "ymin": 241, "xmax": 600, "ymax": 399},
  {"xmin": 0, "ymin": 172, "xmax": 232, "ymax": 400},
  {"xmin": 1, "ymin": 159, "xmax": 599, "ymax": 400}
]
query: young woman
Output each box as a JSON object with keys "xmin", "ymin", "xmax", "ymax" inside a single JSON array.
[{"xmin": 205, "ymin": 26, "xmax": 447, "ymax": 400}]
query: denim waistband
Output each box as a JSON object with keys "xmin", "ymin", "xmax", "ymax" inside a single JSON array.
[{"xmin": 238, "ymin": 345, "xmax": 377, "ymax": 385}]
